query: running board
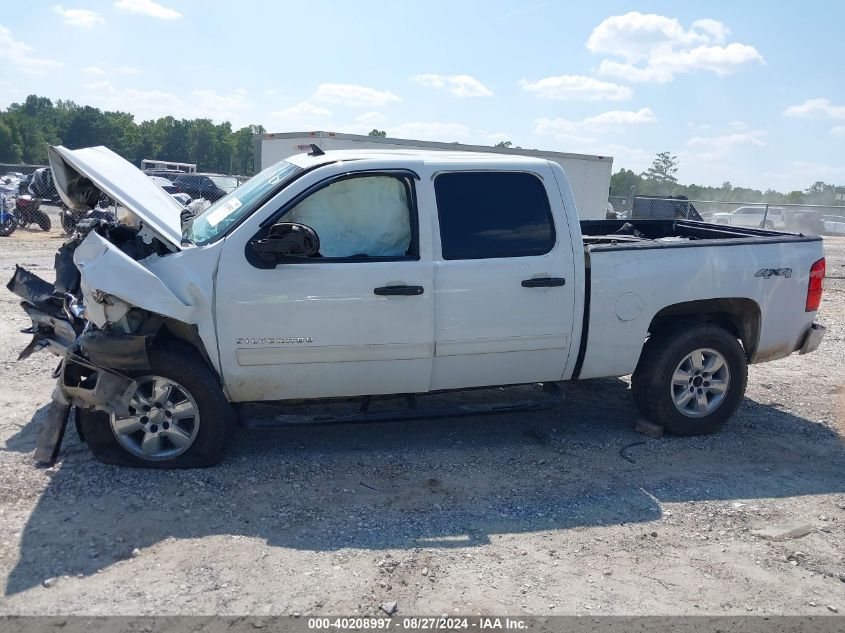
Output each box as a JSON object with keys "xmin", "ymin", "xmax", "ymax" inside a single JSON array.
[{"xmin": 239, "ymin": 384, "xmax": 563, "ymax": 430}]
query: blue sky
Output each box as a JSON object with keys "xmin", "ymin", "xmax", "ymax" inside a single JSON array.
[{"xmin": 1, "ymin": 0, "xmax": 843, "ymax": 190}]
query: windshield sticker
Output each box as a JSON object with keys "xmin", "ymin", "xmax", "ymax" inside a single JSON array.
[{"xmin": 206, "ymin": 197, "xmax": 242, "ymax": 227}]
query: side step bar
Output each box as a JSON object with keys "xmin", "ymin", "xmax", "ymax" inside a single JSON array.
[{"xmin": 239, "ymin": 384, "xmax": 563, "ymax": 430}]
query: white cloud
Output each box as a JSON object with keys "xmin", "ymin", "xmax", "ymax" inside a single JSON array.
[
  {"xmin": 831, "ymin": 126, "xmax": 845, "ymax": 140},
  {"xmin": 390, "ymin": 121, "xmax": 472, "ymax": 141},
  {"xmin": 83, "ymin": 66, "xmax": 107, "ymax": 76},
  {"xmin": 0, "ymin": 25, "xmax": 63, "ymax": 75},
  {"xmin": 588, "ymin": 12, "xmax": 764, "ymax": 83},
  {"xmin": 583, "ymin": 107, "xmax": 657, "ymax": 126},
  {"xmin": 411, "ymin": 74, "xmax": 493, "ymax": 97},
  {"xmin": 267, "ymin": 102, "xmax": 334, "ymax": 130},
  {"xmin": 534, "ymin": 107, "xmax": 657, "ymax": 142},
  {"xmin": 783, "ymin": 98, "xmax": 845, "ymax": 119},
  {"xmin": 314, "ymin": 83, "xmax": 401, "ymax": 107},
  {"xmin": 381, "ymin": 121, "xmax": 507, "ymax": 145},
  {"xmin": 115, "ymin": 65, "xmax": 140, "ymax": 75},
  {"xmin": 520, "ymin": 75, "xmax": 632, "ymax": 101},
  {"xmin": 355, "ymin": 111, "xmax": 388, "ymax": 127},
  {"xmin": 114, "ymin": 0, "xmax": 181, "ymax": 20},
  {"xmin": 53, "ymin": 5, "xmax": 105, "ymax": 28},
  {"xmin": 82, "ymin": 81, "xmax": 250, "ymax": 125},
  {"xmin": 686, "ymin": 130, "xmax": 767, "ymax": 149}
]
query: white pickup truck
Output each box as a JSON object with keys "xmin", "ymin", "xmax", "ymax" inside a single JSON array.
[{"xmin": 9, "ymin": 145, "xmax": 826, "ymax": 468}]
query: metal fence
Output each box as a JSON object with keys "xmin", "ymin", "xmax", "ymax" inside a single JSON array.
[{"xmin": 609, "ymin": 196, "xmax": 845, "ymax": 279}]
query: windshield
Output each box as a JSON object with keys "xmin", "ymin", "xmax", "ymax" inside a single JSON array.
[
  {"xmin": 185, "ymin": 160, "xmax": 301, "ymax": 245},
  {"xmin": 210, "ymin": 175, "xmax": 238, "ymax": 190}
]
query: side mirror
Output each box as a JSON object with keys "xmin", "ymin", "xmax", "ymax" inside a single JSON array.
[{"xmin": 250, "ymin": 222, "xmax": 320, "ymax": 263}]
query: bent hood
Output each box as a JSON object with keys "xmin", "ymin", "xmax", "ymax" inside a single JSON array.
[{"xmin": 48, "ymin": 145, "xmax": 184, "ymax": 250}]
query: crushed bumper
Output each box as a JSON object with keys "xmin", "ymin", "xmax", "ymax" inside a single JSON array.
[{"xmin": 798, "ymin": 322, "xmax": 826, "ymax": 355}]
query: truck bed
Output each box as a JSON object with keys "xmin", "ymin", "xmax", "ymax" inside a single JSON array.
[
  {"xmin": 572, "ymin": 219, "xmax": 823, "ymax": 381},
  {"xmin": 580, "ymin": 219, "xmax": 820, "ymax": 250}
]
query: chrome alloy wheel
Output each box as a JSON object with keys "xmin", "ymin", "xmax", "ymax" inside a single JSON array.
[
  {"xmin": 110, "ymin": 375, "xmax": 200, "ymax": 461},
  {"xmin": 670, "ymin": 348, "xmax": 731, "ymax": 418}
]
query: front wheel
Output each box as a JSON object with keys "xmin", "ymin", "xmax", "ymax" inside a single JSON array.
[
  {"xmin": 0, "ymin": 213, "xmax": 17, "ymax": 237},
  {"xmin": 631, "ymin": 323, "xmax": 747, "ymax": 435},
  {"xmin": 77, "ymin": 343, "xmax": 236, "ymax": 468}
]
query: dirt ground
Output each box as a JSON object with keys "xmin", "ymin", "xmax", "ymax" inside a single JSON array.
[{"xmin": 0, "ymin": 218, "xmax": 843, "ymax": 616}]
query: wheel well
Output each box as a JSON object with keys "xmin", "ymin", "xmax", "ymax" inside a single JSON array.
[
  {"xmin": 150, "ymin": 317, "xmax": 218, "ymax": 375},
  {"xmin": 647, "ymin": 298, "xmax": 761, "ymax": 360}
]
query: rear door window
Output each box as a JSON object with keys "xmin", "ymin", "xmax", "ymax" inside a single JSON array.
[{"xmin": 434, "ymin": 171, "xmax": 555, "ymax": 260}]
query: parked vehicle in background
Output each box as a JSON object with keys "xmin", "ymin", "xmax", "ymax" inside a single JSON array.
[
  {"xmin": 14, "ymin": 195, "xmax": 51, "ymax": 231},
  {"xmin": 712, "ymin": 206, "xmax": 785, "ymax": 230},
  {"xmin": 0, "ymin": 193, "xmax": 14, "ymax": 236},
  {"xmin": 173, "ymin": 173, "xmax": 238, "ymax": 201},
  {"xmin": 0, "ymin": 194, "xmax": 51, "ymax": 236},
  {"xmin": 822, "ymin": 215, "xmax": 845, "ymax": 235},
  {"xmin": 141, "ymin": 159, "xmax": 196, "ymax": 174},
  {"xmin": 144, "ymin": 169, "xmax": 187, "ymax": 181},
  {"xmin": 256, "ymin": 131, "xmax": 614, "ymax": 220},
  {"xmin": 59, "ymin": 196, "xmax": 117, "ymax": 235},
  {"xmin": 0, "ymin": 173, "xmax": 22, "ymax": 196},
  {"xmin": 10, "ymin": 145, "xmax": 827, "ymax": 468},
  {"xmin": 149, "ymin": 175, "xmax": 192, "ymax": 206}
]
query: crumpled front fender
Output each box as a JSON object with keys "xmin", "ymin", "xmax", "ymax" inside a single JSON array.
[{"xmin": 73, "ymin": 231, "xmax": 198, "ymax": 327}]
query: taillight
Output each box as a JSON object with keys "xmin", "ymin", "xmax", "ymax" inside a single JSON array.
[{"xmin": 805, "ymin": 258, "xmax": 825, "ymax": 312}]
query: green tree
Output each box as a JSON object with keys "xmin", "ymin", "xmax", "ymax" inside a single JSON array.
[
  {"xmin": 368, "ymin": 129, "xmax": 387, "ymax": 137},
  {"xmin": 642, "ymin": 151, "xmax": 679, "ymax": 185},
  {"xmin": 610, "ymin": 168, "xmax": 641, "ymax": 197},
  {"xmin": 494, "ymin": 140, "xmax": 513, "ymax": 148}
]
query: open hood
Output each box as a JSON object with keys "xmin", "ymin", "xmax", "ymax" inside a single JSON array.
[{"xmin": 48, "ymin": 145, "xmax": 184, "ymax": 250}]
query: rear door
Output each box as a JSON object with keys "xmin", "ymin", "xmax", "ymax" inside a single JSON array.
[{"xmin": 428, "ymin": 166, "xmax": 576, "ymax": 390}]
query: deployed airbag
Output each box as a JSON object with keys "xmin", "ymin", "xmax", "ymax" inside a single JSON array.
[{"xmin": 284, "ymin": 176, "xmax": 411, "ymax": 257}]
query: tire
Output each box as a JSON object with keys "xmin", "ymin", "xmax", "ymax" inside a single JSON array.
[
  {"xmin": 0, "ymin": 215, "xmax": 16, "ymax": 237},
  {"xmin": 78, "ymin": 343, "xmax": 236, "ymax": 468},
  {"xmin": 631, "ymin": 323, "xmax": 747, "ymax": 436},
  {"xmin": 60, "ymin": 210, "xmax": 79, "ymax": 235},
  {"xmin": 34, "ymin": 211, "xmax": 51, "ymax": 231}
]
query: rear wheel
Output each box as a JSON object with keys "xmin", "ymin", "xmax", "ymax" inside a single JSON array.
[
  {"xmin": 35, "ymin": 211, "xmax": 51, "ymax": 231},
  {"xmin": 78, "ymin": 343, "xmax": 236, "ymax": 468},
  {"xmin": 631, "ymin": 323, "xmax": 747, "ymax": 435}
]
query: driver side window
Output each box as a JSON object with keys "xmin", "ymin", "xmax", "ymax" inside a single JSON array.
[{"xmin": 283, "ymin": 175, "xmax": 414, "ymax": 258}]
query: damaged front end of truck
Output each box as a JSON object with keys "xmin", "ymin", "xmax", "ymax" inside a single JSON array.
[{"xmin": 8, "ymin": 145, "xmax": 216, "ymax": 465}]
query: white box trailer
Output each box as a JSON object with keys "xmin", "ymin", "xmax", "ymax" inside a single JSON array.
[{"xmin": 255, "ymin": 131, "xmax": 613, "ymax": 220}]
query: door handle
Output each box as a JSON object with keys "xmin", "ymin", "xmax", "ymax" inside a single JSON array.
[
  {"xmin": 521, "ymin": 277, "xmax": 566, "ymax": 288},
  {"xmin": 374, "ymin": 285, "xmax": 425, "ymax": 296}
]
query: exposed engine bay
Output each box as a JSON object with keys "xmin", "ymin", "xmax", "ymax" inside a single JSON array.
[{"xmin": 7, "ymin": 214, "xmax": 206, "ymax": 464}]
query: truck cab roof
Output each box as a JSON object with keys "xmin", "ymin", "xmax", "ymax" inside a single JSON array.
[{"xmin": 285, "ymin": 149, "xmax": 551, "ymax": 170}]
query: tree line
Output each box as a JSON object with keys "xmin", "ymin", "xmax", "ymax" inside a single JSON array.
[
  {"xmin": 611, "ymin": 151, "xmax": 844, "ymax": 206},
  {"xmin": 2, "ymin": 97, "xmax": 843, "ymax": 203},
  {"xmin": 0, "ymin": 95, "xmax": 265, "ymax": 176}
]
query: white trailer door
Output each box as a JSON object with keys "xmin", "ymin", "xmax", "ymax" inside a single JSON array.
[
  {"xmin": 428, "ymin": 167, "xmax": 576, "ymax": 390},
  {"xmin": 215, "ymin": 171, "xmax": 433, "ymax": 402}
]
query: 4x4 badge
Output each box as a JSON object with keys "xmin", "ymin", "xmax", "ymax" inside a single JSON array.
[{"xmin": 755, "ymin": 268, "xmax": 792, "ymax": 279}]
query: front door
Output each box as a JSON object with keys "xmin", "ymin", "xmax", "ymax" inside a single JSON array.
[{"xmin": 215, "ymin": 171, "xmax": 433, "ymax": 402}]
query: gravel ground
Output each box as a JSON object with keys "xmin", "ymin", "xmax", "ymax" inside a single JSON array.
[{"xmin": 0, "ymin": 220, "xmax": 843, "ymax": 616}]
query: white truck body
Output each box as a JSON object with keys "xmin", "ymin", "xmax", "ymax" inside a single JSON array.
[
  {"xmin": 11, "ymin": 145, "xmax": 826, "ymax": 466},
  {"xmin": 256, "ymin": 131, "xmax": 614, "ymax": 220}
]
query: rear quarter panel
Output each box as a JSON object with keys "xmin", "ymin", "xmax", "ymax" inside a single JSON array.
[{"xmin": 577, "ymin": 237, "xmax": 824, "ymax": 379}]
